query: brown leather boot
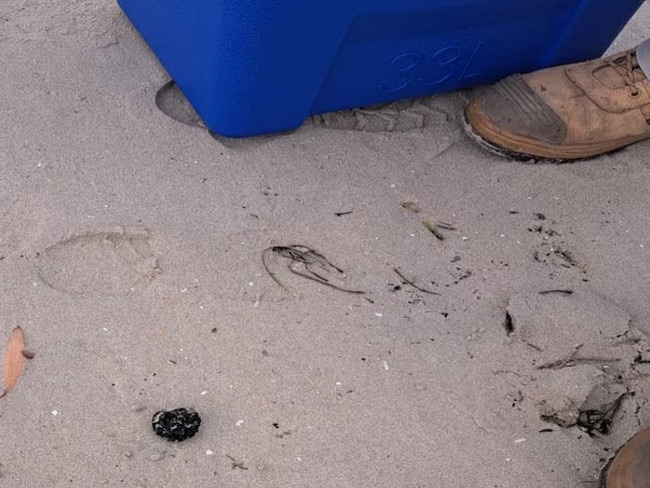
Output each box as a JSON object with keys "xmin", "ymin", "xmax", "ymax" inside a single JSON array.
[
  {"xmin": 601, "ymin": 427, "xmax": 650, "ymax": 488},
  {"xmin": 464, "ymin": 48, "xmax": 650, "ymax": 162}
]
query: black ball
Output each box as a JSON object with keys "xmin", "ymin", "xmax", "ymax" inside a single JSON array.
[{"xmin": 152, "ymin": 408, "xmax": 201, "ymax": 442}]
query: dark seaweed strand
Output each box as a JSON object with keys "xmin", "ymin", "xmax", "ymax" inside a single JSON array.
[
  {"xmin": 264, "ymin": 245, "xmax": 365, "ymax": 294},
  {"xmin": 393, "ymin": 267, "xmax": 440, "ymax": 295},
  {"xmin": 278, "ymin": 245, "xmax": 363, "ymax": 293},
  {"xmin": 287, "ymin": 261, "xmax": 366, "ymax": 294},
  {"xmin": 262, "ymin": 247, "xmax": 291, "ymax": 292}
]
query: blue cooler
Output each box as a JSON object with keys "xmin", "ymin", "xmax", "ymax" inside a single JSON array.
[{"xmin": 117, "ymin": 0, "xmax": 644, "ymax": 137}]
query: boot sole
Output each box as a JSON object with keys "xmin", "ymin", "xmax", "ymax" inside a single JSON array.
[
  {"xmin": 599, "ymin": 427, "xmax": 650, "ymax": 488},
  {"xmin": 462, "ymin": 102, "xmax": 646, "ymax": 163}
]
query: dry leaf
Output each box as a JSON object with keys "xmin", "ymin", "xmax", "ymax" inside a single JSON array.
[{"xmin": 1, "ymin": 327, "xmax": 26, "ymax": 398}]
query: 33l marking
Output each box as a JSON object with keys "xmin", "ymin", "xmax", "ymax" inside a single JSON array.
[{"xmin": 377, "ymin": 41, "xmax": 484, "ymax": 93}]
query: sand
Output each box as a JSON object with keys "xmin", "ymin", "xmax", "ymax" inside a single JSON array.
[{"xmin": 1, "ymin": 1, "xmax": 650, "ymax": 487}]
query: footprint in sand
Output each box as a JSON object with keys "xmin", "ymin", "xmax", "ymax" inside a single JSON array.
[
  {"xmin": 307, "ymin": 97, "xmax": 452, "ymax": 132},
  {"xmin": 34, "ymin": 229, "xmax": 161, "ymax": 295}
]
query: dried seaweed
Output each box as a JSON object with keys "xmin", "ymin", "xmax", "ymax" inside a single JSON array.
[
  {"xmin": 400, "ymin": 202, "xmax": 421, "ymax": 214},
  {"xmin": 393, "ymin": 268, "xmax": 440, "ymax": 295},
  {"xmin": 226, "ymin": 454, "xmax": 249, "ymax": 470},
  {"xmin": 537, "ymin": 344, "xmax": 620, "ymax": 370},
  {"xmin": 434, "ymin": 221, "xmax": 457, "ymax": 231},
  {"xmin": 503, "ymin": 312, "xmax": 514, "ymax": 335},
  {"xmin": 577, "ymin": 392, "xmax": 628, "ymax": 436},
  {"xmin": 421, "ymin": 219, "xmax": 445, "ymax": 240},
  {"xmin": 262, "ymin": 245, "xmax": 365, "ymax": 294},
  {"xmin": 421, "ymin": 219, "xmax": 457, "ymax": 240},
  {"xmin": 539, "ymin": 289, "xmax": 574, "ymax": 295}
]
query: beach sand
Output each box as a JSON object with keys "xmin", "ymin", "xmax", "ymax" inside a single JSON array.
[{"xmin": 1, "ymin": 2, "xmax": 650, "ymax": 486}]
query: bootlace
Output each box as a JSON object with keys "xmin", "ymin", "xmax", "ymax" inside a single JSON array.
[{"xmin": 604, "ymin": 50, "xmax": 643, "ymax": 97}]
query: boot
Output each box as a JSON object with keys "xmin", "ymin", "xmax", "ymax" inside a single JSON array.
[
  {"xmin": 602, "ymin": 426, "xmax": 650, "ymax": 488},
  {"xmin": 464, "ymin": 47, "xmax": 650, "ymax": 162}
]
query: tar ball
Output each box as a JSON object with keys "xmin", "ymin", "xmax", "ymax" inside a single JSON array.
[{"xmin": 152, "ymin": 408, "xmax": 201, "ymax": 442}]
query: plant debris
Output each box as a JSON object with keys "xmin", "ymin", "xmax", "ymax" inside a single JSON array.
[
  {"xmin": 435, "ymin": 221, "xmax": 457, "ymax": 231},
  {"xmin": 393, "ymin": 267, "xmax": 440, "ymax": 295},
  {"xmin": 1, "ymin": 327, "xmax": 28, "ymax": 399},
  {"xmin": 21, "ymin": 349, "xmax": 35, "ymax": 359},
  {"xmin": 633, "ymin": 353, "xmax": 650, "ymax": 364},
  {"xmin": 421, "ymin": 219, "xmax": 456, "ymax": 240},
  {"xmin": 334, "ymin": 211, "xmax": 353, "ymax": 217},
  {"xmin": 539, "ymin": 289, "xmax": 574, "ymax": 295},
  {"xmin": 577, "ymin": 391, "xmax": 629, "ymax": 436},
  {"xmin": 152, "ymin": 408, "xmax": 201, "ymax": 442},
  {"xmin": 262, "ymin": 244, "xmax": 365, "ymax": 294},
  {"xmin": 540, "ymin": 412, "xmax": 576, "ymax": 429},
  {"xmin": 503, "ymin": 312, "xmax": 514, "ymax": 335},
  {"xmin": 536, "ymin": 344, "xmax": 620, "ymax": 370},
  {"xmin": 225, "ymin": 454, "xmax": 249, "ymax": 470},
  {"xmin": 541, "ymin": 386, "xmax": 630, "ymax": 436},
  {"xmin": 400, "ymin": 201, "xmax": 421, "ymax": 214}
]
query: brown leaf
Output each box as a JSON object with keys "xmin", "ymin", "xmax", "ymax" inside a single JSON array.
[{"xmin": 1, "ymin": 327, "xmax": 26, "ymax": 398}]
